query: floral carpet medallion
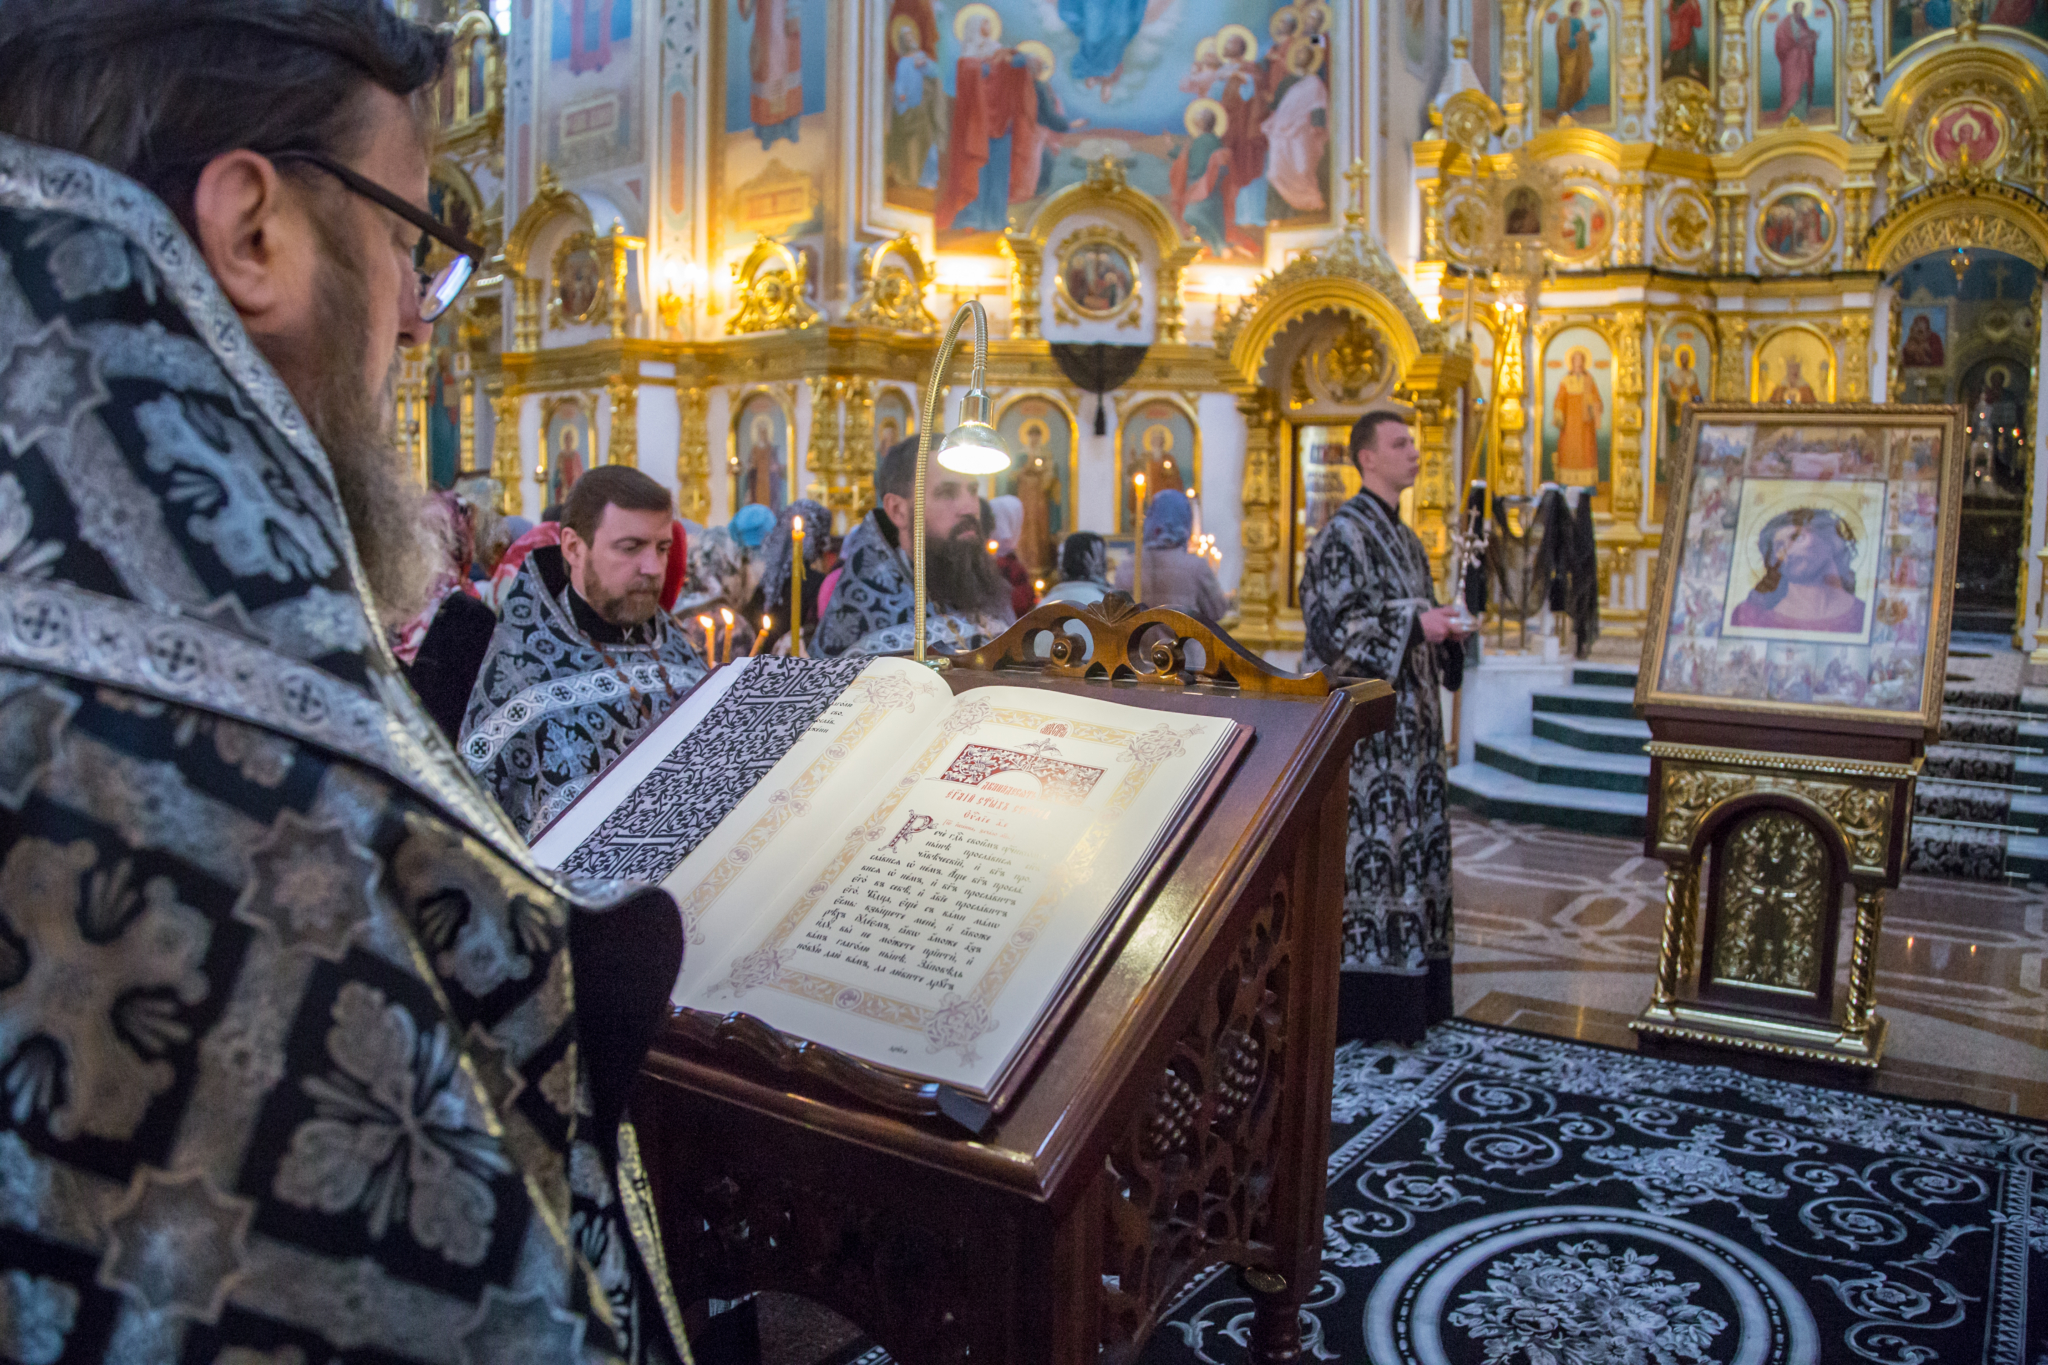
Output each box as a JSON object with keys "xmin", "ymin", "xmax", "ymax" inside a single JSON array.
[{"xmin": 1140, "ymin": 1023, "xmax": 2046, "ymax": 1365}]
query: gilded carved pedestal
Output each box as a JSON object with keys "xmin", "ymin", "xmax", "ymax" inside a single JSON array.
[{"xmin": 1632, "ymin": 743, "xmax": 1917, "ymax": 1070}]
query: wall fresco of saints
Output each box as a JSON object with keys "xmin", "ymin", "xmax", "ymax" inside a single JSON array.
[{"xmin": 884, "ymin": 0, "xmax": 1334, "ymax": 261}]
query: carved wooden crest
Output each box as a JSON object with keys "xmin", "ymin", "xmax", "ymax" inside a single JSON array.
[{"xmin": 950, "ymin": 595, "xmax": 1331, "ymax": 695}]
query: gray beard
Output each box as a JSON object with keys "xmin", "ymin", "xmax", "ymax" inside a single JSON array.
[{"xmin": 288, "ymin": 237, "xmax": 442, "ymax": 630}]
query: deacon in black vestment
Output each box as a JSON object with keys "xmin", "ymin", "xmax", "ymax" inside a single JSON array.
[
  {"xmin": 0, "ymin": 6, "xmax": 690, "ymax": 1359},
  {"xmin": 462, "ymin": 466, "xmax": 707, "ymax": 838},
  {"xmin": 1298, "ymin": 412, "xmax": 1469, "ymax": 1044}
]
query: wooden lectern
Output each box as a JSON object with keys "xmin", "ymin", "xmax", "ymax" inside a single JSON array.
[{"xmin": 631, "ymin": 599, "xmax": 1391, "ymax": 1363}]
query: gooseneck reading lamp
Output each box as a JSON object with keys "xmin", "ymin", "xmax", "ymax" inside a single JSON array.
[{"xmin": 912, "ymin": 300, "xmax": 1012, "ymax": 666}]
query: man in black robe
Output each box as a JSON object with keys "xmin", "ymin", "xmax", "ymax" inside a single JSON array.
[
  {"xmin": 816, "ymin": 437, "xmax": 1015, "ymax": 656},
  {"xmin": 462, "ymin": 466, "xmax": 706, "ymax": 838},
  {"xmin": 1298, "ymin": 412, "xmax": 1469, "ymax": 1044},
  {"xmin": 0, "ymin": 4, "xmax": 689, "ymax": 1359}
]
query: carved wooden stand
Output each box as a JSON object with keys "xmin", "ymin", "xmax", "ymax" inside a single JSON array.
[
  {"xmin": 1631, "ymin": 740, "xmax": 1919, "ymax": 1070},
  {"xmin": 632, "ymin": 599, "xmax": 1392, "ymax": 1363}
]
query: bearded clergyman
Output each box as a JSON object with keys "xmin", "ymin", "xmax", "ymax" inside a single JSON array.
[
  {"xmin": 462, "ymin": 465, "xmax": 708, "ymax": 838},
  {"xmin": 0, "ymin": 4, "xmax": 690, "ymax": 1360},
  {"xmin": 816, "ymin": 436, "xmax": 1016, "ymax": 656}
]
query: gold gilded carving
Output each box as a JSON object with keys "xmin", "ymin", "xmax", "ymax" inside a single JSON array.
[
  {"xmin": 848, "ymin": 235, "xmax": 939, "ymax": 334},
  {"xmin": 1606, "ymin": 307, "xmax": 1646, "ymax": 515},
  {"xmin": 805, "ymin": 375, "xmax": 844, "ymax": 506},
  {"xmin": 1490, "ymin": 277, "xmax": 1533, "ymax": 497},
  {"xmin": 727, "ymin": 235, "xmax": 820, "ymax": 336},
  {"xmin": 1839, "ymin": 315, "xmax": 1872, "ymax": 402},
  {"xmin": 1651, "ymin": 865, "xmax": 1699, "ymax": 1011},
  {"xmin": 1657, "ymin": 78, "xmax": 1718, "ymax": 155},
  {"xmin": 1655, "ymin": 758, "xmax": 1896, "ymax": 874},
  {"xmin": 1714, "ymin": 0, "xmax": 1749, "ymax": 150},
  {"xmin": 488, "ymin": 381, "xmax": 520, "ymax": 515},
  {"xmin": 1234, "ymin": 390, "xmax": 1281, "ymax": 644},
  {"xmin": 1866, "ymin": 187, "xmax": 2048, "ymax": 273},
  {"xmin": 1711, "ymin": 810, "xmax": 1827, "ymax": 995},
  {"xmin": 1216, "ymin": 183, "xmax": 1446, "ymax": 360},
  {"xmin": 1659, "ymin": 188, "xmax": 1715, "ymax": 262},
  {"xmin": 1842, "ymin": 887, "xmax": 1886, "ymax": 1039},
  {"xmin": 676, "ymin": 386, "xmax": 711, "ymax": 525},
  {"xmin": 1617, "ymin": 2, "xmax": 1650, "ymax": 137},
  {"xmin": 513, "ymin": 274, "xmax": 543, "ymax": 353},
  {"xmin": 1420, "ymin": 179, "xmax": 1445, "ymax": 262},
  {"xmin": 1500, "ymin": 0, "xmax": 1532, "ymax": 142},
  {"xmin": 839, "ymin": 382, "xmax": 877, "ymax": 526},
  {"xmin": 1844, "ymin": 0, "xmax": 1878, "ymax": 114},
  {"xmin": 1306, "ymin": 318, "xmax": 1392, "ymax": 406},
  {"xmin": 605, "ymin": 374, "xmax": 638, "ymax": 469},
  {"xmin": 1005, "ymin": 155, "xmax": 1199, "ymax": 344},
  {"xmin": 1712, "ymin": 315, "xmax": 1749, "ymax": 399}
]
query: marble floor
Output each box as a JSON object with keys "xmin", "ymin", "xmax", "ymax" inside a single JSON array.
[{"xmin": 1451, "ymin": 808, "xmax": 2048, "ymax": 1118}]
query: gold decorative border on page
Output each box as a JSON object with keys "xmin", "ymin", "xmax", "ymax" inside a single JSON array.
[
  {"xmin": 676, "ymin": 673, "xmax": 929, "ymax": 940},
  {"xmin": 713, "ymin": 716, "xmax": 1212, "ymax": 1062}
]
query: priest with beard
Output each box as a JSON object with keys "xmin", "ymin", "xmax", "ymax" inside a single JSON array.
[
  {"xmin": 462, "ymin": 465, "xmax": 708, "ymax": 837},
  {"xmin": 0, "ymin": 5, "xmax": 691, "ymax": 1360},
  {"xmin": 817, "ymin": 436, "xmax": 1017, "ymax": 655}
]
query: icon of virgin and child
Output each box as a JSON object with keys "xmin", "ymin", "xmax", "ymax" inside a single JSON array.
[{"xmin": 1726, "ymin": 503, "xmax": 1870, "ymax": 636}]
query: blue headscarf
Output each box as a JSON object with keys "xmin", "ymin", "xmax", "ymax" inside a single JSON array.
[
  {"xmin": 731, "ymin": 502, "xmax": 777, "ymax": 549},
  {"xmin": 1143, "ymin": 488, "xmax": 1195, "ymax": 549}
]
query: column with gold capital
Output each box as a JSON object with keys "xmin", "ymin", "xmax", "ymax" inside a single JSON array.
[
  {"xmin": 605, "ymin": 373, "xmax": 639, "ymax": 468},
  {"xmin": 675, "ymin": 386, "xmax": 712, "ymax": 526},
  {"xmin": 1607, "ymin": 307, "xmax": 1647, "ymax": 518},
  {"xmin": 488, "ymin": 379, "xmax": 522, "ymax": 516},
  {"xmin": 1234, "ymin": 389, "xmax": 1281, "ymax": 647}
]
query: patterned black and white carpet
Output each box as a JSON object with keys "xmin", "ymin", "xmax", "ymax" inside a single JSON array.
[{"xmin": 1135, "ymin": 1023, "xmax": 2046, "ymax": 1365}]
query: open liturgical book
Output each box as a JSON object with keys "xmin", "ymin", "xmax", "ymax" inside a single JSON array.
[{"xmin": 532, "ymin": 656, "xmax": 1244, "ymax": 1103}]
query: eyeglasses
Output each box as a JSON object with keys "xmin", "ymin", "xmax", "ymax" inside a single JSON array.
[{"xmin": 268, "ymin": 149, "xmax": 486, "ymax": 322}]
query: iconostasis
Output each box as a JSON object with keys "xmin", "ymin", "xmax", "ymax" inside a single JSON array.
[{"xmin": 405, "ymin": 0, "xmax": 2048, "ymax": 651}]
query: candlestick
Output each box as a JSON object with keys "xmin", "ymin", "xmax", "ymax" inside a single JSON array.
[
  {"xmin": 1132, "ymin": 473, "xmax": 1146, "ymax": 605},
  {"xmin": 791, "ymin": 515, "xmax": 805, "ymax": 658},
  {"xmin": 752, "ymin": 613, "xmax": 773, "ymax": 656},
  {"xmin": 719, "ymin": 607, "xmax": 735, "ymax": 665},
  {"xmin": 697, "ymin": 614, "xmax": 715, "ymax": 662}
]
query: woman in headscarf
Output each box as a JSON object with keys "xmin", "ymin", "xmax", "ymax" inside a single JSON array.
[
  {"xmin": 1040, "ymin": 531, "xmax": 1111, "ymax": 607},
  {"xmin": 989, "ymin": 493, "xmax": 1037, "ymax": 617},
  {"xmin": 1114, "ymin": 488, "xmax": 1228, "ymax": 618},
  {"xmin": 747, "ymin": 497, "xmax": 833, "ymax": 654},
  {"xmin": 393, "ymin": 491, "xmax": 496, "ymax": 742}
]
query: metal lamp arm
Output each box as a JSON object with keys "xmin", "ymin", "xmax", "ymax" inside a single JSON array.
[{"xmin": 912, "ymin": 301, "xmax": 991, "ymax": 664}]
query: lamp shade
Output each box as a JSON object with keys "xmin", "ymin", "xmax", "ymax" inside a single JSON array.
[{"xmin": 936, "ymin": 418, "xmax": 1012, "ymax": 475}]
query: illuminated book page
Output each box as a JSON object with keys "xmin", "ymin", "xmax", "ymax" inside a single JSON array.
[
  {"xmin": 533, "ymin": 656, "xmax": 954, "ymax": 990},
  {"xmin": 675, "ymin": 686, "xmax": 1239, "ymax": 1095},
  {"xmin": 661, "ymin": 657, "xmax": 953, "ymax": 998}
]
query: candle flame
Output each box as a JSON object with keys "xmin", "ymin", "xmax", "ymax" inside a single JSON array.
[
  {"xmin": 719, "ymin": 607, "xmax": 734, "ymax": 625},
  {"xmin": 762, "ymin": 614, "xmax": 772, "ymax": 629},
  {"xmin": 987, "ymin": 539, "xmax": 999, "ymax": 555},
  {"xmin": 697, "ymin": 614, "xmax": 713, "ymax": 628},
  {"xmin": 792, "ymin": 515, "xmax": 804, "ymax": 532}
]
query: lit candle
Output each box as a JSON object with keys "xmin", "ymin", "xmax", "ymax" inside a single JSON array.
[
  {"xmin": 791, "ymin": 516, "xmax": 805, "ymax": 659},
  {"xmin": 752, "ymin": 613, "xmax": 774, "ymax": 656},
  {"xmin": 719, "ymin": 607, "xmax": 735, "ymax": 665},
  {"xmin": 697, "ymin": 614, "xmax": 715, "ymax": 661},
  {"xmin": 1132, "ymin": 472, "xmax": 1146, "ymax": 605},
  {"xmin": 986, "ymin": 539, "xmax": 999, "ymax": 557}
]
